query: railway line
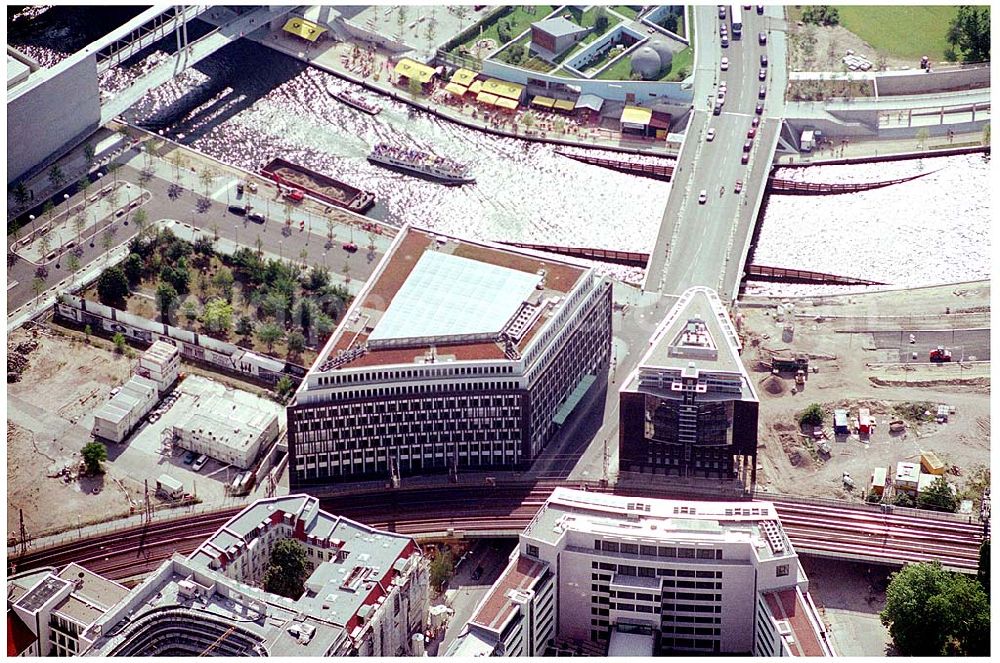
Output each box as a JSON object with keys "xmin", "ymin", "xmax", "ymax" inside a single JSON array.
[{"xmin": 9, "ymin": 482, "xmax": 983, "ymax": 582}]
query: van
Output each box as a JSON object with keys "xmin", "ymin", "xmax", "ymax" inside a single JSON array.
[{"xmin": 192, "ymin": 454, "xmax": 209, "ymax": 471}]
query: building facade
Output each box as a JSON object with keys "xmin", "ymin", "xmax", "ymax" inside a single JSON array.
[
  {"xmin": 619, "ymin": 287, "xmax": 758, "ymax": 483},
  {"xmin": 288, "ymin": 226, "xmax": 612, "ymax": 488},
  {"xmin": 449, "ymin": 488, "xmax": 834, "ymax": 657},
  {"xmin": 172, "ymin": 393, "xmax": 280, "ymax": 469}
]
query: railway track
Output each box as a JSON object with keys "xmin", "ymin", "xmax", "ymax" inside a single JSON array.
[{"xmin": 9, "ymin": 483, "xmax": 983, "ymax": 581}]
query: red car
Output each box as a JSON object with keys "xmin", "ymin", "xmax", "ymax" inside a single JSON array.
[
  {"xmin": 747, "ymin": 127, "xmax": 757, "ymax": 139},
  {"xmin": 283, "ymin": 188, "xmax": 304, "ymax": 202},
  {"xmin": 735, "ymin": 180, "xmax": 743, "ymax": 193},
  {"xmin": 741, "ymin": 153, "xmax": 750, "ymax": 165},
  {"xmin": 751, "ymin": 115, "xmax": 761, "ymax": 128},
  {"xmin": 342, "ymin": 242, "xmax": 358, "ymax": 253}
]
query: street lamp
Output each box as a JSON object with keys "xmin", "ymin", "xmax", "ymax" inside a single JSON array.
[{"xmin": 28, "ymin": 214, "xmax": 35, "ymax": 238}]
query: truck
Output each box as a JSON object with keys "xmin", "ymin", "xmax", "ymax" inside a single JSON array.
[
  {"xmin": 730, "ymin": 4, "xmax": 743, "ymax": 38},
  {"xmin": 929, "ymin": 346, "xmax": 952, "ymax": 362},
  {"xmin": 770, "ymin": 353, "xmax": 809, "ymax": 373}
]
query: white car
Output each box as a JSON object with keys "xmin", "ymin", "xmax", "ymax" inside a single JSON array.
[
  {"xmin": 192, "ymin": 454, "xmax": 209, "ymax": 471},
  {"xmin": 698, "ymin": 190, "xmax": 708, "ymax": 204},
  {"xmin": 720, "ymin": 56, "xmax": 729, "ymax": 71},
  {"xmin": 706, "ymin": 128, "xmax": 716, "ymax": 142},
  {"xmin": 719, "ymin": 81, "xmax": 728, "ymax": 93}
]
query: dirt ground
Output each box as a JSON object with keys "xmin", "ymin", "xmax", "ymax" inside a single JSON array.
[
  {"xmin": 738, "ymin": 282, "xmax": 990, "ymax": 503},
  {"xmin": 787, "ymin": 17, "xmax": 914, "ymax": 72},
  {"xmin": 6, "ymin": 324, "xmax": 143, "ymax": 540}
]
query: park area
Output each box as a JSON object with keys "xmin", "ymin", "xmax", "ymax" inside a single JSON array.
[{"xmin": 81, "ymin": 229, "xmax": 352, "ymax": 368}]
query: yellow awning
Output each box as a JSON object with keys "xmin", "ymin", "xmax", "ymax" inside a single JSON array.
[
  {"xmin": 444, "ymin": 82, "xmax": 468, "ymax": 96},
  {"xmin": 532, "ymin": 95, "xmax": 556, "ymax": 108},
  {"xmin": 621, "ymin": 105, "xmax": 652, "ymax": 126},
  {"xmin": 394, "ymin": 58, "xmax": 436, "ymax": 84},
  {"xmin": 451, "ymin": 68, "xmax": 477, "ymax": 86},
  {"xmin": 282, "ymin": 17, "xmax": 328, "ymax": 42},
  {"xmin": 476, "ymin": 91, "xmax": 499, "ymax": 105},
  {"xmin": 495, "ymin": 97, "xmax": 519, "ymax": 110},
  {"xmin": 553, "ymin": 99, "xmax": 576, "ymax": 111},
  {"xmin": 469, "ymin": 80, "xmax": 484, "ymax": 94},
  {"xmin": 480, "ymin": 78, "xmax": 524, "ymax": 100}
]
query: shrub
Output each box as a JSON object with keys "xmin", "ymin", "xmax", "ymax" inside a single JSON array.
[{"xmin": 797, "ymin": 403, "xmax": 824, "ymax": 427}]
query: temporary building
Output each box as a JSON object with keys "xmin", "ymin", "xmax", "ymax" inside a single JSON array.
[
  {"xmin": 920, "ymin": 451, "xmax": 945, "ymax": 475},
  {"xmin": 857, "ymin": 408, "xmax": 873, "ymax": 435},
  {"xmin": 394, "ymin": 58, "xmax": 437, "ymax": 84},
  {"xmin": 531, "ymin": 96, "xmax": 556, "ymax": 109},
  {"xmin": 870, "ymin": 467, "xmax": 887, "ymax": 496},
  {"xmin": 451, "ymin": 68, "xmax": 477, "ymax": 86},
  {"xmin": 444, "ymin": 82, "xmax": 469, "ymax": 97},
  {"xmin": 833, "ymin": 409, "xmax": 849, "ymax": 435},
  {"xmin": 575, "ymin": 94, "xmax": 605, "ymax": 112}
]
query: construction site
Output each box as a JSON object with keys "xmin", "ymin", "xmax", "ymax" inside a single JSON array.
[{"xmin": 737, "ymin": 281, "xmax": 990, "ymax": 507}]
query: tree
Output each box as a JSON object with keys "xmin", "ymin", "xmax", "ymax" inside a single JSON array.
[
  {"xmin": 978, "ymin": 540, "xmax": 989, "ymax": 595},
  {"xmin": 594, "ymin": 6, "xmax": 609, "ymax": 32},
  {"xmin": 97, "ymin": 266, "xmax": 130, "ymax": 306},
  {"xmin": 132, "ymin": 208, "xmax": 149, "ymax": 240},
  {"xmin": 83, "ymin": 142, "xmax": 96, "ymax": 167},
  {"xmin": 156, "ymin": 282, "xmax": 178, "ymax": 322},
  {"xmin": 304, "ymin": 265, "xmax": 330, "ymax": 291},
  {"xmin": 112, "ymin": 331, "xmax": 127, "ymax": 354},
  {"xmin": 286, "ymin": 330, "xmax": 305, "ymax": 355},
  {"xmin": 802, "ymin": 6, "xmax": 840, "ymax": 26},
  {"xmin": 663, "ymin": 13, "xmax": 678, "ymax": 33},
  {"xmin": 881, "ymin": 561, "xmax": 989, "ymax": 656},
  {"xmin": 48, "ymin": 164, "xmax": 66, "ymax": 190},
  {"xmin": 107, "ymin": 162, "xmax": 122, "ymax": 187},
  {"xmin": 81, "ymin": 441, "xmax": 108, "ymax": 475},
  {"xmin": 262, "ymin": 291, "xmax": 290, "ymax": 321},
  {"xmin": 315, "ymin": 311, "xmax": 335, "ymax": 338},
  {"xmin": 123, "ymin": 252, "xmax": 144, "ymax": 285},
  {"xmin": 262, "ymin": 538, "xmax": 308, "ymax": 599},
  {"xmin": 918, "ymin": 476, "xmax": 959, "ymax": 512},
  {"xmin": 31, "ymin": 277, "xmax": 46, "ymax": 301},
  {"xmin": 201, "ymin": 297, "xmax": 234, "ymax": 334},
  {"xmin": 430, "ymin": 549, "xmax": 455, "ymax": 591},
  {"xmin": 946, "ymin": 6, "xmax": 990, "ymax": 63},
  {"xmin": 797, "ymin": 403, "xmax": 824, "ymax": 427},
  {"xmin": 295, "ymin": 299, "xmax": 315, "ymax": 336},
  {"xmin": 38, "ymin": 231, "xmax": 52, "ymax": 259},
  {"xmin": 212, "ymin": 267, "xmax": 235, "ymax": 303},
  {"xmin": 181, "ymin": 300, "xmax": 199, "ymax": 325},
  {"xmin": 256, "ymin": 322, "xmax": 284, "ymax": 352},
  {"xmin": 236, "ymin": 315, "xmax": 255, "ymax": 339},
  {"xmin": 12, "ymin": 182, "xmax": 30, "ymax": 208},
  {"xmin": 275, "ymin": 375, "xmax": 295, "ymax": 399},
  {"xmin": 199, "ymin": 167, "xmax": 216, "ymax": 196},
  {"xmin": 66, "ymin": 253, "xmax": 81, "ymax": 279},
  {"xmin": 160, "ymin": 263, "xmax": 190, "ymax": 294}
]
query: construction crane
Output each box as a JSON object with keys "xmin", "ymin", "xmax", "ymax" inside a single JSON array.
[{"xmin": 199, "ymin": 626, "xmax": 236, "ymax": 657}]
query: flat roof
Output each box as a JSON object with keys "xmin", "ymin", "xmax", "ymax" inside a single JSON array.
[
  {"xmin": 307, "ymin": 226, "xmax": 590, "ymax": 374},
  {"xmin": 762, "ymin": 588, "xmax": 829, "ymax": 656},
  {"xmin": 469, "ymin": 555, "xmax": 547, "ymax": 633},
  {"xmin": 532, "ymin": 16, "xmax": 588, "ymax": 39},
  {"xmin": 369, "ymin": 251, "xmax": 541, "ymax": 343},
  {"xmin": 56, "ymin": 563, "xmax": 129, "ymax": 609}
]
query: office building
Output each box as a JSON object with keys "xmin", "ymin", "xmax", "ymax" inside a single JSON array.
[
  {"xmin": 91, "ymin": 374, "xmax": 158, "ymax": 443},
  {"xmin": 448, "ymin": 488, "xmax": 833, "ymax": 656},
  {"xmin": 288, "ymin": 226, "xmax": 612, "ymax": 487},
  {"xmin": 619, "ymin": 287, "xmax": 759, "ymax": 483},
  {"xmin": 82, "ymin": 495, "xmax": 428, "ymax": 656},
  {"xmin": 172, "ymin": 392, "xmax": 280, "ymax": 469}
]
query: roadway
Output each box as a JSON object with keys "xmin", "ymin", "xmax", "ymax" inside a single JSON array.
[
  {"xmin": 868, "ymin": 328, "xmax": 991, "ymax": 363},
  {"xmin": 644, "ymin": 5, "xmax": 787, "ymax": 299}
]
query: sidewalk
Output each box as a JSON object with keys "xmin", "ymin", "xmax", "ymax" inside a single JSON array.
[{"xmin": 779, "ymin": 130, "xmax": 988, "ymax": 165}]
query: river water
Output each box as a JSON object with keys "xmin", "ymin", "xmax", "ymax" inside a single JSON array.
[{"xmin": 11, "ymin": 24, "xmax": 991, "ymax": 293}]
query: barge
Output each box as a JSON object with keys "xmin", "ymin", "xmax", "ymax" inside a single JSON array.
[{"xmin": 261, "ymin": 158, "xmax": 375, "ymax": 215}]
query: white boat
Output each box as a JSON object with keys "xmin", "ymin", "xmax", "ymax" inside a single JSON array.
[
  {"xmin": 367, "ymin": 143, "xmax": 475, "ymax": 185},
  {"xmin": 327, "ymin": 84, "xmax": 381, "ymax": 115}
]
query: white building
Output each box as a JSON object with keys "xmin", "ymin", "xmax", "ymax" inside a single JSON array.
[
  {"xmin": 91, "ymin": 374, "xmax": 157, "ymax": 443},
  {"xmin": 6, "ymin": 563, "xmax": 129, "ymax": 657},
  {"xmin": 136, "ymin": 340, "xmax": 180, "ymax": 394},
  {"xmin": 171, "ymin": 392, "xmax": 280, "ymax": 469},
  {"xmin": 449, "ymin": 489, "xmax": 834, "ymax": 657},
  {"xmin": 83, "ymin": 495, "xmax": 428, "ymax": 657}
]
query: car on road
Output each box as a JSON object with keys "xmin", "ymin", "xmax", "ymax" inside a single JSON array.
[
  {"xmin": 342, "ymin": 242, "xmax": 358, "ymax": 253},
  {"xmin": 721, "ymin": 35, "xmax": 729, "ymax": 47},
  {"xmin": 743, "ymin": 139, "xmax": 753, "ymax": 152},
  {"xmin": 192, "ymin": 454, "xmax": 209, "ymax": 472},
  {"xmin": 236, "ymin": 182, "xmax": 244, "ymax": 195},
  {"xmin": 718, "ymin": 6, "xmax": 727, "ymax": 19},
  {"xmin": 759, "ymin": 32, "xmax": 767, "ymax": 45},
  {"xmin": 183, "ymin": 450, "xmax": 196, "ymax": 465},
  {"xmin": 717, "ymin": 91, "xmax": 726, "ymax": 104},
  {"xmin": 760, "ymin": 54, "xmax": 768, "ymax": 67},
  {"xmin": 698, "ymin": 190, "xmax": 708, "ymax": 204},
  {"xmin": 756, "ymin": 4, "xmax": 765, "ymax": 14},
  {"xmin": 755, "ymin": 102, "xmax": 764, "ymax": 114},
  {"xmin": 720, "ymin": 56, "xmax": 729, "ymax": 71},
  {"xmin": 283, "ymin": 188, "xmax": 305, "ymax": 202},
  {"xmin": 713, "ymin": 103, "xmax": 723, "ymax": 115},
  {"xmin": 471, "ymin": 566, "xmax": 484, "ymax": 581},
  {"xmin": 248, "ymin": 211, "xmax": 266, "ymax": 223},
  {"xmin": 751, "ymin": 115, "xmax": 761, "ymax": 128},
  {"xmin": 758, "ymin": 85, "xmax": 767, "ymax": 99},
  {"xmin": 227, "ymin": 205, "xmax": 247, "ymax": 217},
  {"xmin": 706, "ymin": 128, "xmax": 716, "ymax": 142},
  {"xmin": 741, "ymin": 152, "xmax": 750, "ymax": 165},
  {"xmin": 719, "ymin": 81, "xmax": 727, "ymax": 93},
  {"xmin": 719, "ymin": 24, "xmax": 727, "ymax": 37},
  {"xmin": 735, "ymin": 180, "xmax": 744, "ymax": 193},
  {"xmin": 759, "ymin": 68, "xmax": 767, "ymax": 80},
  {"xmin": 747, "ymin": 127, "xmax": 757, "ymax": 139}
]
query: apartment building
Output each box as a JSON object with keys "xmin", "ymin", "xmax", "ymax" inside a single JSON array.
[
  {"xmin": 288, "ymin": 226, "xmax": 612, "ymax": 487},
  {"xmin": 82, "ymin": 496, "xmax": 428, "ymax": 657},
  {"xmin": 619, "ymin": 287, "xmax": 759, "ymax": 483},
  {"xmin": 453, "ymin": 488, "xmax": 833, "ymax": 656},
  {"xmin": 6, "ymin": 563, "xmax": 129, "ymax": 657}
]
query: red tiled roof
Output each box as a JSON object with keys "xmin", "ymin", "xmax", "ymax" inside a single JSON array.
[
  {"xmin": 470, "ymin": 556, "xmax": 546, "ymax": 632},
  {"xmin": 7, "ymin": 609, "xmax": 36, "ymax": 657},
  {"xmin": 763, "ymin": 588, "xmax": 826, "ymax": 657}
]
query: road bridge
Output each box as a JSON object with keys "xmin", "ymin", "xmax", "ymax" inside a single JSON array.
[{"xmin": 643, "ymin": 5, "xmax": 787, "ymax": 301}]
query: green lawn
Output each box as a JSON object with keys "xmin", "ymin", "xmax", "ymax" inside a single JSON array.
[
  {"xmin": 454, "ymin": 5, "xmax": 555, "ymax": 53},
  {"xmin": 595, "ymin": 44, "xmax": 693, "ymax": 81},
  {"xmin": 832, "ymin": 5, "xmax": 960, "ymax": 61},
  {"xmin": 611, "ymin": 6, "xmax": 639, "ymax": 21},
  {"xmin": 594, "ymin": 51, "xmax": 634, "ymax": 80}
]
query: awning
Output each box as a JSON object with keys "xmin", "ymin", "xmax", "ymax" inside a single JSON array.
[
  {"xmin": 282, "ymin": 17, "xmax": 328, "ymax": 42},
  {"xmin": 469, "ymin": 80, "xmax": 484, "ymax": 94},
  {"xmin": 532, "ymin": 95, "xmax": 556, "ymax": 108},
  {"xmin": 444, "ymin": 82, "xmax": 469, "ymax": 96},
  {"xmin": 476, "ymin": 91, "xmax": 499, "ymax": 105},
  {"xmin": 451, "ymin": 68, "xmax": 477, "ymax": 86},
  {"xmin": 481, "ymin": 78, "xmax": 524, "ymax": 100},
  {"xmin": 575, "ymin": 94, "xmax": 604, "ymax": 112},
  {"xmin": 553, "ymin": 99, "xmax": 576, "ymax": 112},
  {"xmin": 649, "ymin": 112, "xmax": 671, "ymax": 129},
  {"xmin": 495, "ymin": 97, "xmax": 518, "ymax": 110},
  {"xmin": 620, "ymin": 105, "xmax": 652, "ymax": 126},
  {"xmin": 553, "ymin": 374, "xmax": 597, "ymax": 425},
  {"xmin": 394, "ymin": 58, "xmax": 436, "ymax": 84}
]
